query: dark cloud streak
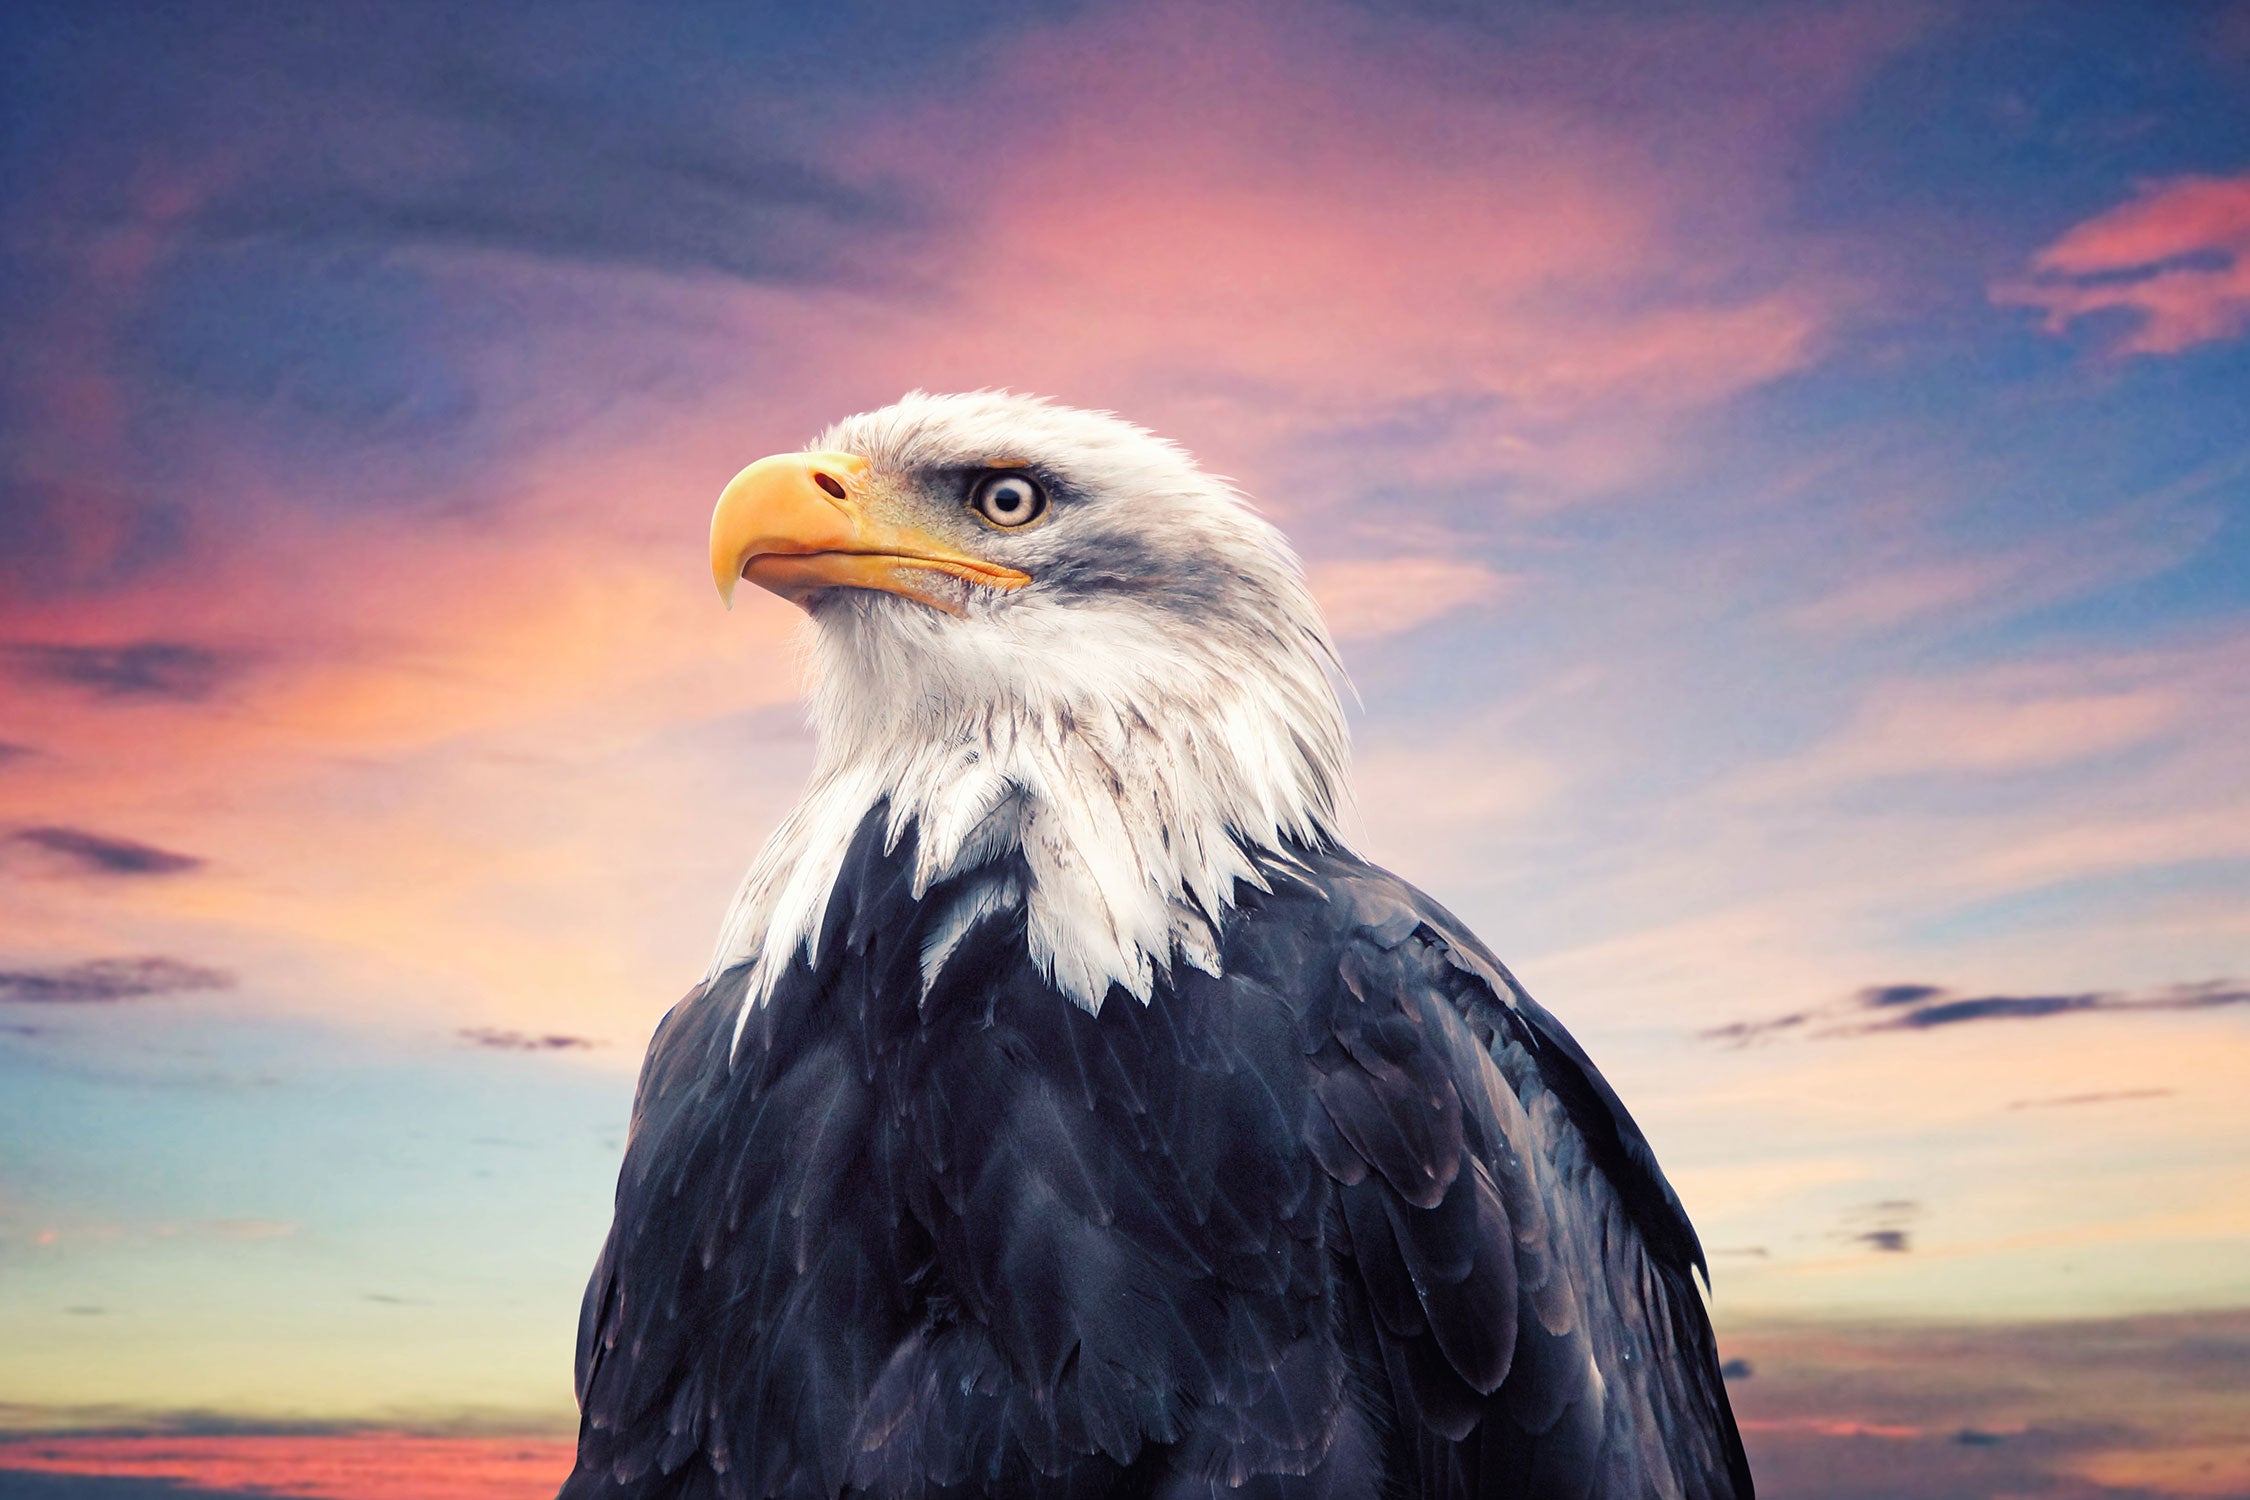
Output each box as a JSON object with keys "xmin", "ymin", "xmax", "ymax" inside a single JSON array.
[
  {"xmin": 255, "ymin": 48, "xmax": 913, "ymax": 284},
  {"xmin": 9, "ymin": 827, "xmax": 205, "ymax": 877},
  {"xmin": 1861, "ymin": 981, "xmax": 2250, "ymax": 1033},
  {"xmin": 4, "ymin": 641, "xmax": 238, "ymax": 701},
  {"xmin": 0, "ymin": 956, "xmax": 233, "ymax": 1004},
  {"xmin": 1857, "ymin": 983, "xmax": 1944, "ymax": 1009},
  {"xmin": 193, "ymin": 142, "xmax": 907, "ymax": 289},
  {"xmin": 1697, "ymin": 1011, "xmax": 1811, "ymax": 1046},
  {"xmin": 1838, "ymin": 1200, "xmax": 1920, "ymax": 1257},
  {"xmin": 1701, "ymin": 979, "xmax": 2250, "ymax": 1045},
  {"xmin": 456, "ymin": 1028, "xmax": 601, "ymax": 1053},
  {"xmin": 16, "ymin": 8, "xmax": 920, "ymax": 291}
]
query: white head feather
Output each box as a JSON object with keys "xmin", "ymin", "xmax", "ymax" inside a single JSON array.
[{"xmin": 708, "ymin": 391, "xmax": 1352, "ymax": 1019}]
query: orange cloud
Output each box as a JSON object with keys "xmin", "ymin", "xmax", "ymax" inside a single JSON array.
[
  {"xmin": 2073, "ymin": 1442, "xmax": 2250, "ymax": 1499},
  {"xmin": 0, "ymin": 450, "xmax": 811, "ymax": 1044},
  {"xmin": 1997, "ymin": 171, "xmax": 2250, "ymax": 355}
]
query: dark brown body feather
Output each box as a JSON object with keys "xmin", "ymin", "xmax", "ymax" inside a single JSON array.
[{"xmin": 561, "ymin": 807, "xmax": 1751, "ymax": 1498}]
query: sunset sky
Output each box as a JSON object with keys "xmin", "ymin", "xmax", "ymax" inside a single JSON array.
[{"xmin": 3, "ymin": 1, "xmax": 2248, "ymax": 1496}]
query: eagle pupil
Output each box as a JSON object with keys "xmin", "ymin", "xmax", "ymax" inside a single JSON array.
[{"xmin": 973, "ymin": 472, "xmax": 1046, "ymax": 527}]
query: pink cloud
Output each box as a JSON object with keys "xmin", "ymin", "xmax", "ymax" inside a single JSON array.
[
  {"xmin": 1308, "ymin": 556, "xmax": 1509, "ymax": 640},
  {"xmin": 0, "ymin": 1434, "xmax": 573, "ymax": 1500},
  {"xmin": 759, "ymin": 1, "xmax": 1904, "ymax": 503},
  {"xmin": 1996, "ymin": 171, "xmax": 2250, "ymax": 355}
]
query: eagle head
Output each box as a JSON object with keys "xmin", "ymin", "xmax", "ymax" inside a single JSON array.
[{"xmin": 707, "ymin": 391, "xmax": 1351, "ymax": 1014}]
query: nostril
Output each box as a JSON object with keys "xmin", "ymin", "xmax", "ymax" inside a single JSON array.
[{"xmin": 813, "ymin": 472, "xmax": 847, "ymax": 500}]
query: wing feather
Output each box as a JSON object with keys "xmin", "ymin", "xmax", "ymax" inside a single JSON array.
[{"xmin": 1304, "ymin": 859, "xmax": 1754, "ymax": 1500}]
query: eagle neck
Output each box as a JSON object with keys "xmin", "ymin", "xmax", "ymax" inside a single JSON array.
[{"xmin": 707, "ymin": 631, "xmax": 1350, "ymax": 1018}]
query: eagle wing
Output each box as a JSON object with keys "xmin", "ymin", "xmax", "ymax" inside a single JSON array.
[
  {"xmin": 1293, "ymin": 859, "xmax": 1753, "ymax": 1499},
  {"xmin": 564, "ymin": 959, "xmax": 922, "ymax": 1500}
]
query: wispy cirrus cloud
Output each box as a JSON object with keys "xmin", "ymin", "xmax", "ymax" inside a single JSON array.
[
  {"xmin": 1308, "ymin": 556, "xmax": 1511, "ymax": 640},
  {"xmin": 0, "ymin": 957, "xmax": 233, "ymax": 1005},
  {"xmin": 2006, "ymin": 1087, "xmax": 2176, "ymax": 1112},
  {"xmin": 1996, "ymin": 170, "xmax": 2250, "ymax": 355},
  {"xmin": 1785, "ymin": 457, "xmax": 2236, "ymax": 639},
  {"xmin": 1745, "ymin": 678, "xmax": 2184, "ymax": 791}
]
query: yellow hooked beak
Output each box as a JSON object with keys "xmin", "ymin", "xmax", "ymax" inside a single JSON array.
[{"xmin": 709, "ymin": 450, "xmax": 1031, "ymax": 615}]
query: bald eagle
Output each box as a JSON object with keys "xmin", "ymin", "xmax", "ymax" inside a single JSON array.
[{"xmin": 560, "ymin": 394, "xmax": 1752, "ymax": 1499}]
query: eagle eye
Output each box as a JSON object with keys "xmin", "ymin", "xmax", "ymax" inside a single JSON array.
[{"xmin": 969, "ymin": 472, "xmax": 1047, "ymax": 529}]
